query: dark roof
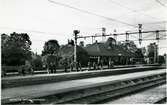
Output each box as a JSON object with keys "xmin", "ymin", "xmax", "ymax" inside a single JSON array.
[
  {"xmin": 59, "ymin": 44, "xmax": 87, "ymax": 58},
  {"xmin": 85, "ymin": 42, "xmax": 134, "ymax": 57}
]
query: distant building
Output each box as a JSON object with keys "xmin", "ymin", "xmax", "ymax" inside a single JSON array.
[
  {"xmin": 84, "ymin": 37, "xmax": 135, "ymax": 65},
  {"xmin": 59, "ymin": 41, "xmax": 89, "ymax": 66}
]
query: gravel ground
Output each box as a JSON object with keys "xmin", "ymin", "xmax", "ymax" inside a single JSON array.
[{"xmin": 105, "ymin": 84, "xmax": 166, "ymax": 104}]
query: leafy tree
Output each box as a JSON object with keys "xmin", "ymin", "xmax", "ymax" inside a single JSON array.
[
  {"xmin": 42, "ymin": 40, "xmax": 60, "ymax": 69},
  {"xmin": 1, "ymin": 32, "xmax": 32, "ymax": 66},
  {"xmin": 32, "ymin": 53, "xmax": 43, "ymax": 70},
  {"xmin": 133, "ymin": 48, "xmax": 145, "ymax": 63},
  {"xmin": 158, "ymin": 55, "xmax": 165, "ymax": 64},
  {"xmin": 79, "ymin": 41, "xmax": 84, "ymax": 47},
  {"xmin": 118, "ymin": 41, "xmax": 138, "ymax": 53},
  {"xmin": 147, "ymin": 42, "xmax": 157, "ymax": 57},
  {"xmin": 135, "ymin": 48, "xmax": 144, "ymax": 58},
  {"xmin": 68, "ymin": 39, "xmax": 74, "ymax": 46},
  {"xmin": 1, "ymin": 34, "xmax": 9, "ymax": 65},
  {"xmin": 147, "ymin": 43, "xmax": 158, "ymax": 63},
  {"xmin": 42, "ymin": 40, "xmax": 60, "ymax": 56}
]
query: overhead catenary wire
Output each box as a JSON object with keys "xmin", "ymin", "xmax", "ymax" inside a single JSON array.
[
  {"xmin": 77, "ymin": 30, "xmax": 167, "ymax": 38},
  {"xmin": 118, "ymin": 37, "xmax": 166, "ymax": 42},
  {"xmin": 0, "ymin": 26, "xmax": 66, "ymax": 37},
  {"xmin": 48, "ymin": 0, "xmax": 137, "ymax": 28},
  {"xmin": 155, "ymin": 0, "xmax": 167, "ymax": 8},
  {"xmin": 142, "ymin": 33, "xmax": 155, "ymax": 39},
  {"xmin": 108, "ymin": 0, "xmax": 162, "ymax": 21}
]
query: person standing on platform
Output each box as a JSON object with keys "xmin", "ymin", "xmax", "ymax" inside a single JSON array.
[
  {"xmin": 50, "ymin": 62, "xmax": 53, "ymax": 73},
  {"xmin": 88, "ymin": 61, "xmax": 91, "ymax": 70},
  {"xmin": 53, "ymin": 62, "xmax": 56, "ymax": 73},
  {"xmin": 64, "ymin": 58, "xmax": 68, "ymax": 72},
  {"xmin": 99, "ymin": 60, "xmax": 103, "ymax": 70},
  {"xmin": 70, "ymin": 61, "xmax": 74, "ymax": 72},
  {"xmin": 93, "ymin": 62, "xmax": 96, "ymax": 70},
  {"xmin": 76, "ymin": 62, "xmax": 79, "ymax": 72},
  {"xmin": 78, "ymin": 62, "xmax": 82, "ymax": 71}
]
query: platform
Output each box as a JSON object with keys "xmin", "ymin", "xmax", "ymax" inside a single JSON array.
[
  {"xmin": 2, "ymin": 66, "xmax": 164, "ymax": 88},
  {"xmin": 2, "ymin": 69, "xmax": 166, "ymax": 104}
]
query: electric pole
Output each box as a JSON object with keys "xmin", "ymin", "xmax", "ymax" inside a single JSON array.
[
  {"xmin": 156, "ymin": 30, "xmax": 159, "ymax": 63},
  {"xmin": 138, "ymin": 24, "xmax": 142, "ymax": 45},
  {"xmin": 102, "ymin": 27, "xmax": 106, "ymax": 41},
  {"xmin": 126, "ymin": 31, "xmax": 129, "ymax": 43},
  {"xmin": 154, "ymin": 43, "xmax": 157, "ymax": 64},
  {"xmin": 113, "ymin": 29, "xmax": 117, "ymax": 41}
]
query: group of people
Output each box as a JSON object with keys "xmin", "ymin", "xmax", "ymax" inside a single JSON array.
[
  {"xmin": 46, "ymin": 59, "xmax": 114, "ymax": 74},
  {"xmin": 87, "ymin": 60, "xmax": 114, "ymax": 70},
  {"xmin": 47, "ymin": 62, "xmax": 57, "ymax": 73},
  {"xmin": 69, "ymin": 62, "xmax": 82, "ymax": 72},
  {"xmin": 46, "ymin": 59, "xmax": 82, "ymax": 73}
]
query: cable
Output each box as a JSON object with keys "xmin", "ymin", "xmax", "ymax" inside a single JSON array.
[
  {"xmin": 159, "ymin": 34, "xmax": 167, "ymax": 38},
  {"xmin": 130, "ymin": 34, "xmax": 138, "ymax": 39},
  {"xmin": 48, "ymin": 0, "xmax": 137, "ymax": 28},
  {"xmin": 143, "ymin": 33, "xmax": 155, "ymax": 39},
  {"xmin": 141, "ymin": 21, "xmax": 166, "ymax": 25},
  {"xmin": 0, "ymin": 26, "xmax": 65, "ymax": 37},
  {"xmin": 156, "ymin": 0, "xmax": 167, "ymax": 8},
  {"xmin": 108, "ymin": 0, "xmax": 161, "ymax": 21}
]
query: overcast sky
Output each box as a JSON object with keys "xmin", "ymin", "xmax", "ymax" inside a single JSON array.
[{"xmin": 0, "ymin": 0, "xmax": 166, "ymax": 55}]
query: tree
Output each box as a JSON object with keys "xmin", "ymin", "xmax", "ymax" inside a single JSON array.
[
  {"xmin": 41, "ymin": 40, "xmax": 60, "ymax": 70},
  {"xmin": 135, "ymin": 48, "xmax": 144, "ymax": 58},
  {"xmin": 79, "ymin": 41, "xmax": 84, "ymax": 47},
  {"xmin": 42, "ymin": 40, "xmax": 60, "ymax": 56},
  {"xmin": 68, "ymin": 39, "xmax": 74, "ymax": 46},
  {"xmin": 147, "ymin": 43, "xmax": 157, "ymax": 57},
  {"xmin": 1, "ymin": 34, "xmax": 9, "ymax": 65},
  {"xmin": 147, "ymin": 43, "xmax": 158, "ymax": 63},
  {"xmin": 118, "ymin": 41, "xmax": 138, "ymax": 53},
  {"xmin": 134, "ymin": 48, "xmax": 145, "ymax": 63},
  {"xmin": 2, "ymin": 32, "xmax": 32, "ymax": 66},
  {"xmin": 31, "ymin": 53, "xmax": 43, "ymax": 71}
]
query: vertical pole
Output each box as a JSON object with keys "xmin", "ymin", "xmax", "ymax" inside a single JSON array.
[
  {"xmin": 138, "ymin": 24, "xmax": 142, "ymax": 45},
  {"xmin": 154, "ymin": 43, "xmax": 157, "ymax": 64},
  {"xmin": 126, "ymin": 31, "xmax": 129, "ymax": 43},
  {"xmin": 156, "ymin": 30, "xmax": 159, "ymax": 63},
  {"xmin": 92, "ymin": 36, "xmax": 94, "ymax": 44},
  {"xmin": 113, "ymin": 29, "xmax": 117, "ymax": 41},
  {"xmin": 73, "ymin": 30, "xmax": 80, "ymax": 69},
  {"xmin": 102, "ymin": 27, "xmax": 106, "ymax": 41},
  {"xmin": 74, "ymin": 34, "xmax": 77, "ymax": 63}
]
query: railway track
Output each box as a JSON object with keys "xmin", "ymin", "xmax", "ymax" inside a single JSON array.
[
  {"xmin": 154, "ymin": 97, "xmax": 167, "ymax": 104},
  {"xmin": 4, "ymin": 72, "xmax": 166, "ymax": 104}
]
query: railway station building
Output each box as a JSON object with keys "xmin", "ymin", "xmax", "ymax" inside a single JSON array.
[
  {"xmin": 59, "ymin": 40, "xmax": 89, "ymax": 66},
  {"xmin": 85, "ymin": 37, "xmax": 135, "ymax": 65}
]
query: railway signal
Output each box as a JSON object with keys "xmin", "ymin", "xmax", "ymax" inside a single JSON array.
[{"xmin": 73, "ymin": 30, "xmax": 80, "ymax": 69}]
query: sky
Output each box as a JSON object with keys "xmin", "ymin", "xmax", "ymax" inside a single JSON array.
[{"xmin": 0, "ymin": 0, "xmax": 167, "ymax": 55}]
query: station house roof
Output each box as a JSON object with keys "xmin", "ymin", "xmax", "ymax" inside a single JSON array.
[
  {"xmin": 59, "ymin": 44, "xmax": 88, "ymax": 59},
  {"xmin": 85, "ymin": 41, "xmax": 134, "ymax": 57}
]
